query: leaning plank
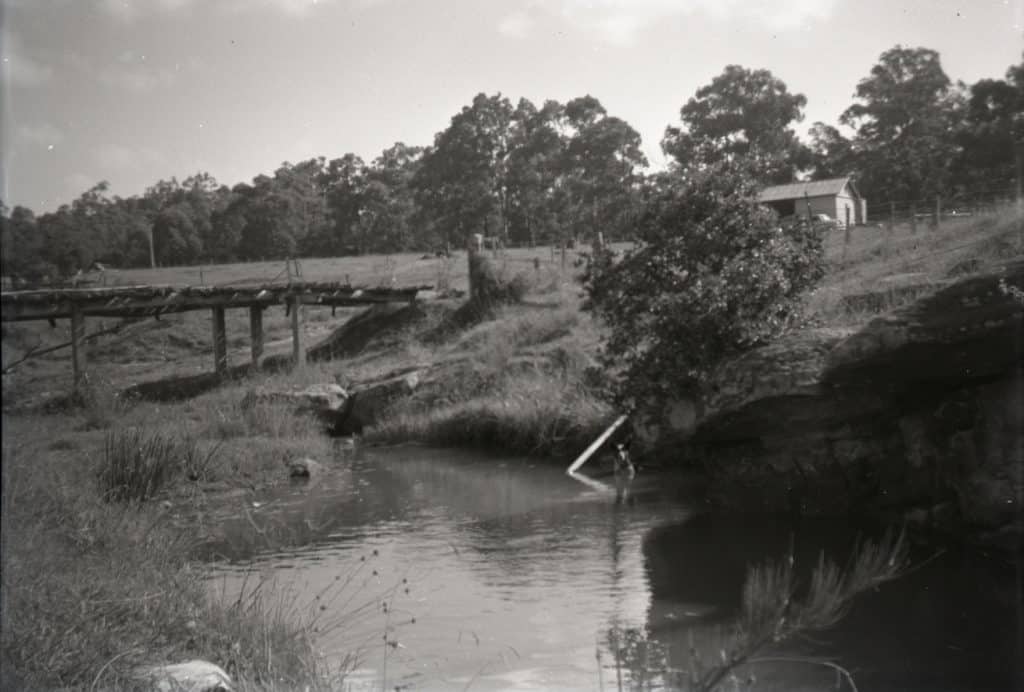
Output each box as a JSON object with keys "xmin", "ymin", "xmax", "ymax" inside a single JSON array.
[{"xmin": 566, "ymin": 414, "xmax": 629, "ymax": 475}]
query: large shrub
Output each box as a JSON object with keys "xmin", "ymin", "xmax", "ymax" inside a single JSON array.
[{"xmin": 583, "ymin": 164, "xmax": 825, "ymax": 407}]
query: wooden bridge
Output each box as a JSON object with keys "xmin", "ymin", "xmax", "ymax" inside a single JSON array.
[{"xmin": 0, "ymin": 281, "xmax": 430, "ymax": 392}]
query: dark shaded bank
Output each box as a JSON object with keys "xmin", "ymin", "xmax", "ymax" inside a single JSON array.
[
  {"xmin": 643, "ymin": 515, "xmax": 1024, "ymax": 692},
  {"xmin": 641, "ymin": 259, "xmax": 1024, "ymax": 554}
]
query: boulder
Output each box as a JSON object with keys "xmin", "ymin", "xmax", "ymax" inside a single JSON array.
[
  {"xmin": 288, "ymin": 456, "xmax": 323, "ymax": 479},
  {"xmin": 135, "ymin": 660, "xmax": 232, "ymax": 692},
  {"xmin": 338, "ymin": 371, "xmax": 420, "ymax": 434},
  {"xmin": 241, "ymin": 383, "xmax": 351, "ymax": 430}
]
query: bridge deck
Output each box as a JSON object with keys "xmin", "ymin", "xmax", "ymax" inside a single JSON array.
[
  {"xmin": 0, "ymin": 281, "xmax": 432, "ymax": 393},
  {"xmin": 0, "ymin": 282, "xmax": 428, "ymax": 322}
]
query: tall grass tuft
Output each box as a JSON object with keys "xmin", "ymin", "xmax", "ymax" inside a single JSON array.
[{"xmin": 97, "ymin": 427, "xmax": 180, "ymax": 502}]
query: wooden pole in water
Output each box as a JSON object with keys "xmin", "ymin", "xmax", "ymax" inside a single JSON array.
[
  {"xmin": 212, "ymin": 306, "xmax": 227, "ymax": 374},
  {"xmin": 567, "ymin": 414, "xmax": 629, "ymax": 475},
  {"xmin": 249, "ymin": 306, "xmax": 263, "ymax": 366}
]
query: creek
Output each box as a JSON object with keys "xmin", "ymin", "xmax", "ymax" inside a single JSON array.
[{"xmin": 205, "ymin": 445, "xmax": 1021, "ymax": 691}]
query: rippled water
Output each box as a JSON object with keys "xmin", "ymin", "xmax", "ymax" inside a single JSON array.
[{"xmin": 206, "ymin": 445, "xmax": 1022, "ymax": 691}]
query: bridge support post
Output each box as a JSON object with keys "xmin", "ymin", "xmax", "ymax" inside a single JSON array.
[
  {"xmin": 212, "ymin": 306, "xmax": 227, "ymax": 375},
  {"xmin": 249, "ymin": 306, "xmax": 263, "ymax": 367},
  {"xmin": 70, "ymin": 305, "xmax": 86, "ymax": 394},
  {"xmin": 290, "ymin": 295, "xmax": 305, "ymax": 367}
]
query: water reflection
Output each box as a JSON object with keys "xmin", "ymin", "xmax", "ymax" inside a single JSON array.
[{"xmin": 203, "ymin": 447, "xmax": 1021, "ymax": 691}]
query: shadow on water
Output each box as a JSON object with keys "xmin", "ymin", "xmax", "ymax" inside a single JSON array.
[
  {"xmin": 641, "ymin": 515, "xmax": 1024, "ymax": 692},
  {"xmin": 197, "ymin": 447, "xmax": 1022, "ymax": 691}
]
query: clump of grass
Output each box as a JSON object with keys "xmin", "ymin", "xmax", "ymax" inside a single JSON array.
[
  {"xmin": 97, "ymin": 427, "xmax": 180, "ymax": 502},
  {"xmin": 97, "ymin": 427, "xmax": 225, "ymax": 501},
  {"xmin": 367, "ymin": 369, "xmax": 611, "ymax": 456}
]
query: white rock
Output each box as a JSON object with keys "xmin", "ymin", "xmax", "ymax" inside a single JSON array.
[{"xmin": 136, "ymin": 659, "xmax": 232, "ymax": 692}]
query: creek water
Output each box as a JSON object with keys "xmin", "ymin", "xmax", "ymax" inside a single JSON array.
[{"xmin": 206, "ymin": 445, "xmax": 1022, "ymax": 692}]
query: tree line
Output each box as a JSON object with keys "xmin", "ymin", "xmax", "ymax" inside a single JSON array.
[{"xmin": 2, "ymin": 45, "xmax": 1021, "ymax": 282}]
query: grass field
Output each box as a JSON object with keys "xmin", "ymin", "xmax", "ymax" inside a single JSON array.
[{"xmin": 81, "ymin": 243, "xmax": 593, "ymax": 293}]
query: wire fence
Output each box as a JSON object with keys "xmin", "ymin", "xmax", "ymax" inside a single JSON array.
[{"xmin": 872, "ymin": 178, "xmax": 1020, "ymax": 229}]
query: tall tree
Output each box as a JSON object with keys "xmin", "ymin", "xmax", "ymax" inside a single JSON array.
[
  {"xmin": 840, "ymin": 45, "xmax": 958, "ymax": 203},
  {"xmin": 952, "ymin": 55, "xmax": 1024, "ymax": 195},
  {"xmin": 561, "ymin": 95, "xmax": 647, "ymax": 242},
  {"xmin": 361, "ymin": 142, "xmax": 423, "ymax": 252},
  {"xmin": 506, "ymin": 98, "xmax": 566, "ymax": 245},
  {"xmin": 808, "ymin": 123, "xmax": 856, "ymax": 180},
  {"xmin": 662, "ymin": 65, "xmax": 810, "ymax": 183},
  {"xmin": 413, "ymin": 93, "xmax": 514, "ymax": 249}
]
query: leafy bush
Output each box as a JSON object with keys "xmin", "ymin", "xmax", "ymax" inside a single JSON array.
[
  {"xmin": 468, "ymin": 252, "xmax": 530, "ymax": 309},
  {"xmin": 583, "ymin": 163, "xmax": 825, "ymax": 407}
]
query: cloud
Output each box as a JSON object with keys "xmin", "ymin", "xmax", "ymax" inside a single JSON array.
[
  {"xmin": 95, "ymin": 144, "xmax": 165, "ymax": 171},
  {"xmin": 1, "ymin": 36, "xmax": 55, "ymax": 87},
  {"xmin": 18, "ymin": 123, "xmax": 65, "ymax": 146},
  {"xmin": 498, "ymin": 10, "xmax": 535, "ymax": 39},
  {"xmin": 98, "ymin": 0, "xmax": 365, "ymax": 20},
  {"xmin": 96, "ymin": 62, "xmax": 177, "ymax": 93},
  {"xmin": 533, "ymin": 0, "xmax": 838, "ymax": 44}
]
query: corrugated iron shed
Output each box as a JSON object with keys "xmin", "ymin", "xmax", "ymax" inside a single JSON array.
[{"xmin": 759, "ymin": 177, "xmax": 856, "ymax": 202}]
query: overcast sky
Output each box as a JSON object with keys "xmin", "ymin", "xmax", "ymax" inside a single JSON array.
[{"xmin": 2, "ymin": 0, "xmax": 1021, "ymax": 212}]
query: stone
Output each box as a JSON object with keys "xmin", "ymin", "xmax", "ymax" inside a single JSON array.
[
  {"xmin": 288, "ymin": 456, "xmax": 323, "ymax": 479},
  {"xmin": 135, "ymin": 659, "xmax": 232, "ymax": 692},
  {"xmin": 339, "ymin": 371, "xmax": 420, "ymax": 434},
  {"xmin": 241, "ymin": 383, "xmax": 350, "ymax": 430}
]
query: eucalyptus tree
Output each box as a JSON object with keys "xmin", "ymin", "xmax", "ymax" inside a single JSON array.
[{"xmin": 662, "ymin": 65, "xmax": 810, "ymax": 183}]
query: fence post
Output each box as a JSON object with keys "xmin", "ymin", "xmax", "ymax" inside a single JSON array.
[
  {"xmin": 889, "ymin": 201, "xmax": 896, "ymax": 231},
  {"xmin": 933, "ymin": 196, "xmax": 941, "ymax": 230},
  {"xmin": 467, "ymin": 237, "xmax": 478, "ymax": 302},
  {"xmin": 291, "ymin": 294, "xmax": 305, "ymax": 367},
  {"xmin": 910, "ymin": 202, "xmax": 918, "ymax": 233}
]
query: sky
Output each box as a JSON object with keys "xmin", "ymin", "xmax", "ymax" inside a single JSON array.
[{"xmin": 1, "ymin": 0, "xmax": 1021, "ymax": 213}]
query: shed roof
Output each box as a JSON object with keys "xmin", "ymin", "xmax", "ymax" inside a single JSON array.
[{"xmin": 759, "ymin": 177, "xmax": 858, "ymax": 202}]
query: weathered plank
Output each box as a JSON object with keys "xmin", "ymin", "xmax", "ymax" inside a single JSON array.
[
  {"xmin": 249, "ymin": 306, "xmax": 264, "ymax": 366},
  {"xmin": 212, "ymin": 306, "xmax": 228, "ymax": 374}
]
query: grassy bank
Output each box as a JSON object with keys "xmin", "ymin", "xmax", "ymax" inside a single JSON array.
[{"xmin": 0, "ymin": 414, "xmax": 347, "ymax": 691}]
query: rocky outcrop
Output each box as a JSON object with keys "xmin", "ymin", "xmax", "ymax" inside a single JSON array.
[
  {"xmin": 659, "ymin": 259, "xmax": 1023, "ymax": 551},
  {"xmin": 241, "ymin": 383, "xmax": 351, "ymax": 430},
  {"xmin": 337, "ymin": 371, "xmax": 420, "ymax": 434},
  {"xmin": 241, "ymin": 374, "xmax": 423, "ymax": 436},
  {"xmin": 288, "ymin": 456, "xmax": 323, "ymax": 479},
  {"xmin": 135, "ymin": 660, "xmax": 232, "ymax": 692}
]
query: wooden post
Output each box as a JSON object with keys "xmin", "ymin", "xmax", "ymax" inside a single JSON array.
[
  {"xmin": 934, "ymin": 196, "xmax": 941, "ymax": 230},
  {"xmin": 467, "ymin": 237, "xmax": 477, "ymax": 302},
  {"xmin": 290, "ymin": 294, "xmax": 304, "ymax": 367},
  {"xmin": 249, "ymin": 306, "xmax": 263, "ymax": 366},
  {"xmin": 148, "ymin": 227, "xmax": 156, "ymax": 269},
  {"xmin": 212, "ymin": 306, "xmax": 227, "ymax": 375},
  {"xmin": 910, "ymin": 202, "xmax": 918, "ymax": 233},
  {"xmin": 889, "ymin": 201, "xmax": 896, "ymax": 231},
  {"xmin": 70, "ymin": 304, "xmax": 85, "ymax": 393}
]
